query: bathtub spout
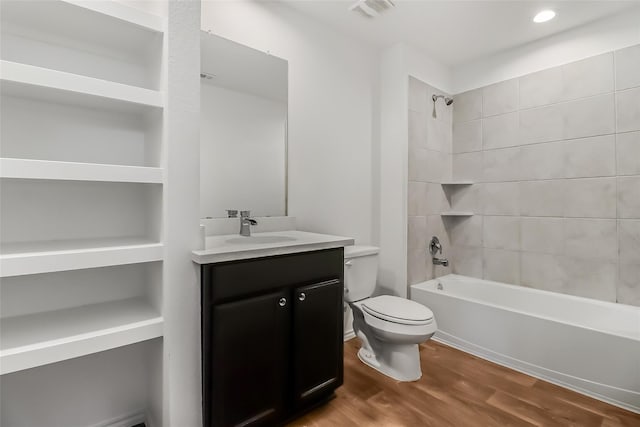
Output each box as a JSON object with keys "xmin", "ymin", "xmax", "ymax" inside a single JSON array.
[{"xmin": 433, "ymin": 257, "xmax": 449, "ymax": 267}]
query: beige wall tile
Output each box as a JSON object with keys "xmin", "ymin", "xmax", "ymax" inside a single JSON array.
[
  {"xmin": 483, "ymin": 216, "xmax": 520, "ymax": 250},
  {"xmin": 519, "ymin": 67, "xmax": 563, "ymax": 109},
  {"xmin": 617, "ymin": 131, "xmax": 640, "ymax": 176},
  {"xmin": 562, "ymin": 53, "xmax": 614, "ymax": 101},
  {"xmin": 483, "ymin": 112, "xmax": 519, "ymax": 149},
  {"xmin": 453, "ymin": 120, "xmax": 482, "ymax": 153},
  {"xmin": 483, "ymin": 182, "xmax": 520, "ymax": 215},
  {"xmin": 408, "ymin": 181, "xmax": 429, "ymax": 216},
  {"xmin": 563, "ymin": 94, "xmax": 615, "ymax": 139},
  {"xmin": 519, "ymin": 180, "xmax": 565, "ymax": 217},
  {"xmin": 483, "ymin": 248, "xmax": 520, "ymax": 284},
  {"xmin": 519, "ymin": 103, "xmax": 563, "ymax": 144},
  {"xmin": 561, "ymin": 257, "xmax": 617, "ymax": 302},
  {"xmin": 451, "ymin": 246, "xmax": 483, "ymax": 277},
  {"xmin": 616, "ymin": 87, "xmax": 640, "ymax": 133},
  {"xmin": 520, "ymin": 142, "xmax": 564, "ymax": 180},
  {"xmin": 615, "ymin": 44, "xmax": 640, "ymax": 91},
  {"xmin": 618, "ymin": 176, "xmax": 640, "ymax": 218},
  {"xmin": 483, "ymin": 147, "xmax": 522, "ymax": 182},
  {"xmin": 409, "ymin": 76, "xmax": 428, "ymax": 112},
  {"xmin": 452, "ymin": 152, "xmax": 483, "ymax": 181},
  {"xmin": 520, "ymin": 252, "xmax": 564, "ymax": 291},
  {"xmin": 563, "ymin": 178, "xmax": 616, "ymax": 218},
  {"xmin": 520, "ymin": 217, "xmax": 564, "ymax": 254},
  {"xmin": 449, "ymin": 215, "xmax": 483, "ymax": 247},
  {"xmin": 564, "ymin": 135, "xmax": 615, "ymax": 178},
  {"xmin": 564, "ymin": 218, "xmax": 617, "ymax": 260},
  {"xmin": 453, "ymin": 89, "xmax": 482, "ymax": 123},
  {"xmin": 483, "ymin": 78, "xmax": 519, "ymax": 117},
  {"xmin": 409, "ymin": 110, "xmax": 428, "ymax": 149}
]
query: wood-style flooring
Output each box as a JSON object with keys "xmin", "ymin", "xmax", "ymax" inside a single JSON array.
[{"xmin": 288, "ymin": 339, "xmax": 640, "ymax": 427}]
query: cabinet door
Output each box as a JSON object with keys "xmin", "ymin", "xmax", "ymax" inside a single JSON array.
[
  {"xmin": 292, "ymin": 279, "xmax": 343, "ymax": 408},
  {"xmin": 207, "ymin": 290, "xmax": 289, "ymax": 427}
]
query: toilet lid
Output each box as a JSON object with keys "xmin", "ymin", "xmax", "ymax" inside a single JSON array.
[{"xmin": 362, "ymin": 295, "xmax": 434, "ymax": 325}]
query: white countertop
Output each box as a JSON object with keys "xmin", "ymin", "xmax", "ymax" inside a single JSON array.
[{"xmin": 191, "ymin": 230, "xmax": 355, "ymax": 264}]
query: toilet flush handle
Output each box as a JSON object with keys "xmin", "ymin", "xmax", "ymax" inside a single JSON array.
[{"xmin": 345, "ymin": 260, "xmax": 353, "ymax": 267}]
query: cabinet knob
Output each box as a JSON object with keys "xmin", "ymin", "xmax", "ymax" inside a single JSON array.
[
  {"xmin": 278, "ymin": 297, "xmax": 287, "ymax": 307},
  {"xmin": 298, "ymin": 292, "xmax": 306, "ymax": 302}
]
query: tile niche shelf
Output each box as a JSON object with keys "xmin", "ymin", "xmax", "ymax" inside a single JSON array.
[
  {"xmin": 0, "ymin": 297, "xmax": 163, "ymax": 375},
  {"xmin": 441, "ymin": 181, "xmax": 474, "ymax": 186},
  {"xmin": 440, "ymin": 211, "xmax": 474, "ymax": 217}
]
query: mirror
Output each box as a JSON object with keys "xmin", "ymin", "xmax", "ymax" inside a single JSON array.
[{"xmin": 200, "ymin": 32, "xmax": 288, "ymax": 218}]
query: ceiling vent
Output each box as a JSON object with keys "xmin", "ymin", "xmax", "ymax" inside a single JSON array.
[{"xmin": 349, "ymin": 0, "xmax": 395, "ymax": 18}]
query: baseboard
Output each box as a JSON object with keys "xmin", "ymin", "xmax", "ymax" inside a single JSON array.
[
  {"xmin": 432, "ymin": 333, "xmax": 640, "ymax": 414},
  {"xmin": 344, "ymin": 329, "xmax": 355, "ymax": 341},
  {"xmin": 88, "ymin": 410, "xmax": 146, "ymax": 427}
]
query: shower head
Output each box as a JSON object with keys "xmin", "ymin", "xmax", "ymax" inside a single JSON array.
[
  {"xmin": 431, "ymin": 94, "xmax": 453, "ymax": 118},
  {"xmin": 432, "ymin": 94, "xmax": 453, "ymax": 105}
]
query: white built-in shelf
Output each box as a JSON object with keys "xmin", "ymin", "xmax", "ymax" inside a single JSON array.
[
  {"xmin": 0, "ymin": 297, "xmax": 163, "ymax": 375},
  {"xmin": 60, "ymin": 0, "xmax": 165, "ymax": 33},
  {"xmin": 1, "ymin": 0, "xmax": 164, "ymax": 48},
  {"xmin": 0, "ymin": 238, "xmax": 163, "ymax": 277},
  {"xmin": 0, "ymin": 158, "xmax": 163, "ymax": 184},
  {"xmin": 441, "ymin": 181, "xmax": 474, "ymax": 186},
  {"xmin": 0, "ymin": 61, "xmax": 164, "ymax": 112},
  {"xmin": 441, "ymin": 211, "xmax": 474, "ymax": 217}
]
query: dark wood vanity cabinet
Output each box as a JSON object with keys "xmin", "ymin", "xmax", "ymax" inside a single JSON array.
[{"xmin": 201, "ymin": 248, "xmax": 344, "ymax": 427}]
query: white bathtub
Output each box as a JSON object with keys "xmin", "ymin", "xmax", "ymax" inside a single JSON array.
[{"xmin": 411, "ymin": 274, "xmax": 640, "ymax": 413}]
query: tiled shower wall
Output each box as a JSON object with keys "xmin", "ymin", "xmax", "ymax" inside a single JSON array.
[
  {"xmin": 407, "ymin": 77, "xmax": 453, "ymax": 285},
  {"xmin": 448, "ymin": 44, "xmax": 640, "ymax": 306}
]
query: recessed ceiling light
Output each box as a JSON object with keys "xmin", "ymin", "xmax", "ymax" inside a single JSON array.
[{"xmin": 533, "ymin": 10, "xmax": 556, "ymax": 23}]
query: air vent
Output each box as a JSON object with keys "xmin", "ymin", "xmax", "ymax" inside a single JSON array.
[{"xmin": 349, "ymin": 0, "xmax": 395, "ymax": 18}]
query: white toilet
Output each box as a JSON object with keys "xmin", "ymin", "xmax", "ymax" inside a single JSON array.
[{"xmin": 344, "ymin": 245, "xmax": 437, "ymax": 381}]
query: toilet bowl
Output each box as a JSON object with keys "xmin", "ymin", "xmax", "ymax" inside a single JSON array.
[{"xmin": 344, "ymin": 246, "xmax": 437, "ymax": 381}]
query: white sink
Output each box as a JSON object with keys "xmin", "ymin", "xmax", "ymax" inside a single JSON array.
[{"xmin": 225, "ymin": 235, "xmax": 296, "ymax": 245}]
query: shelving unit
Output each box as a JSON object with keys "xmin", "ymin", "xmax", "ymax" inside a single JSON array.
[
  {"xmin": 0, "ymin": 158, "xmax": 163, "ymax": 183},
  {"xmin": 0, "ymin": 297, "xmax": 163, "ymax": 375},
  {"xmin": 0, "ymin": 60, "xmax": 164, "ymax": 112},
  {"xmin": 59, "ymin": 0, "xmax": 165, "ymax": 32},
  {"xmin": 441, "ymin": 211, "xmax": 474, "ymax": 217},
  {"xmin": 0, "ymin": 1, "xmax": 167, "ymax": 425},
  {"xmin": 0, "ymin": 238, "xmax": 163, "ymax": 277}
]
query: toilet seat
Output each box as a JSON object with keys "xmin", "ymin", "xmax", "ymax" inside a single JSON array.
[{"xmin": 362, "ymin": 295, "xmax": 433, "ymax": 326}]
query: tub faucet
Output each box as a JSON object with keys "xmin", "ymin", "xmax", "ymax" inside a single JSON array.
[
  {"xmin": 433, "ymin": 257, "xmax": 449, "ymax": 267},
  {"xmin": 239, "ymin": 210, "xmax": 258, "ymax": 237},
  {"xmin": 429, "ymin": 236, "xmax": 449, "ymax": 267}
]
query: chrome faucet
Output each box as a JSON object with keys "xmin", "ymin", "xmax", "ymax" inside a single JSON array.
[
  {"xmin": 239, "ymin": 210, "xmax": 258, "ymax": 237},
  {"xmin": 429, "ymin": 236, "xmax": 449, "ymax": 267}
]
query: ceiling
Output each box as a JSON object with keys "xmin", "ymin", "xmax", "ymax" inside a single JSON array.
[
  {"xmin": 201, "ymin": 31, "xmax": 288, "ymax": 102},
  {"xmin": 281, "ymin": 0, "xmax": 640, "ymax": 66}
]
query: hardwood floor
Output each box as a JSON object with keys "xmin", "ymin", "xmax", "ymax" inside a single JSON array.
[{"xmin": 288, "ymin": 339, "xmax": 640, "ymax": 427}]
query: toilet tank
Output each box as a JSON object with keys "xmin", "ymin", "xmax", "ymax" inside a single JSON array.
[{"xmin": 344, "ymin": 245, "xmax": 380, "ymax": 302}]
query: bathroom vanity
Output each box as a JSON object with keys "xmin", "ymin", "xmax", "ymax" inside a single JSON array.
[{"xmin": 194, "ymin": 231, "xmax": 354, "ymax": 426}]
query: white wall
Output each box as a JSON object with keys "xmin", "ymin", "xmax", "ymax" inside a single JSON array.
[
  {"xmin": 163, "ymin": 2, "xmax": 201, "ymax": 426},
  {"xmin": 201, "ymin": 0, "xmax": 377, "ymax": 244},
  {"xmin": 200, "ymin": 84, "xmax": 286, "ymax": 218},
  {"xmin": 378, "ymin": 43, "xmax": 453, "ymax": 298},
  {"xmin": 452, "ymin": 7, "xmax": 640, "ymax": 93},
  {"xmin": 404, "ymin": 44, "xmax": 453, "ymax": 95},
  {"xmin": 378, "ymin": 44, "xmax": 409, "ymax": 298}
]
